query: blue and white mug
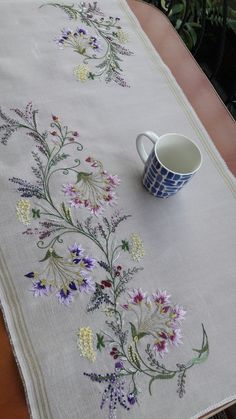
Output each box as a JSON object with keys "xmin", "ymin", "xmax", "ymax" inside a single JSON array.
[{"xmin": 136, "ymin": 131, "xmax": 202, "ymax": 198}]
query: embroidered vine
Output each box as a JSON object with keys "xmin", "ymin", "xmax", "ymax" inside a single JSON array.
[
  {"xmin": 0, "ymin": 103, "xmax": 209, "ymax": 419},
  {"xmin": 40, "ymin": 1, "xmax": 134, "ymax": 87}
]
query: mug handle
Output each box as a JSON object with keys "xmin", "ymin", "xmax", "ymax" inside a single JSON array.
[{"xmin": 136, "ymin": 131, "xmax": 159, "ymax": 164}]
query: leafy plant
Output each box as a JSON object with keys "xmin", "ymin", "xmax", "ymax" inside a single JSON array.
[{"xmin": 144, "ymin": 0, "xmax": 236, "ymax": 50}]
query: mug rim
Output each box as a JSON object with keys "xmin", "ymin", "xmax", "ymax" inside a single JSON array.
[{"xmin": 154, "ymin": 132, "xmax": 202, "ymax": 176}]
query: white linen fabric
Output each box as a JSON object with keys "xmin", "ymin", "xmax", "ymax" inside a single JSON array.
[{"xmin": 0, "ymin": 1, "xmax": 236, "ymax": 419}]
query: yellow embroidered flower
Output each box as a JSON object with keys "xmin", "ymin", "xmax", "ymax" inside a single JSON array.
[
  {"xmin": 73, "ymin": 64, "xmax": 90, "ymax": 82},
  {"xmin": 116, "ymin": 30, "xmax": 129, "ymax": 44},
  {"xmin": 130, "ymin": 233, "xmax": 145, "ymax": 262},
  {"xmin": 16, "ymin": 199, "xmax": 31, "ymax": 225},
  {"xmin": 77, "ymin": 327, "xmax": 96, "ymax": 362}
]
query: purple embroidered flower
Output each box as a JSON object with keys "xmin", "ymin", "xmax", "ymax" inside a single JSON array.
[
  {"xmin": 63, "ymin": 158, "xmax": 120, "ymax": 215},
  {"xmin": 56, "ymin": 26, "xmax": 101, "ymax": 55},
  {"xmin": 159, "ymin": 331, "xmax": 168, "ymax": 340},
  {"xmin": 70, "ymin": 196, "xmax": 86, "ymax": 209},
  {"xmin": 31, "ymin": 280, "xmax": 50, "ymax": 297},
  {"xmin": 127, "ymin": 288, "xmax": 186, "ymax": 358},
  {"xmin": 69, "ymin": 281, "xmax": 77, "ymax": 291},
  {"xmin": 115, "ymin": 361, "xmax": 123, "ymax": 371},
  {"xmin": 56, "ymin": 288, "xmax": 74, "ymax": 306},
  {"xmin": 120, "ymin": 303, "xmax": 129, "ymax": 310},
  {"xmin": 72, "ymin": 257, "xmax": 82, "ymax": 264},
  {"xmin": 169, "ymin": 328, "xmax": 183, "ymax": 346},
  {"xmin": 62, "ymin": 183, "xmax": 78, "ymax": 197},
  {"xmin": 68, "ymin": 243, "xmax": 84, "ymax": 257},
  {"xmin": 25, "ymin": 271, "xmax": 35, "ymax": 278},
  {"xmin": 103, "ymin": 191, "xmax": 117, "ymax": 206},
  {"xmin": 152, "ymin": 289, "xmax": 170, "ymax": 305},
  {"xmin": 89, "ymin": 35, "xmax": 101, "ymax": 51},
  {"xmin": 89, "ymin": 204, "xmax": 104, "ymax": 216},
  {"xmin": 170, "ymin": 305, "xmax": 186, "ymax": 323},
  {"xmin": 77, "ymin": 28, "xmax": 87, "ymax": 35},
  {"xmin": 78, "ymin": 276, "xmax": 95, "ymax": 294},
  {"xmin": 153, "ymin": 339, "xmax": 168, "ymax": 358},
  {"xmin": 106, "ymin": 174, "xmax": 121, "ymax": 188},
  {"xmin": 127, "ymin": 392, "xmax": 136, "ymax": 405},
  {"xmin": 72, "ymin": 256, "xmax": 96, "ymax": 271},
  {"xmin": 128, "ymin": 288, "xmax": 146, "ymax": 305},
  {"xmin": 81, "ymin": 256, "xmax": 96, "ymax": 270}
]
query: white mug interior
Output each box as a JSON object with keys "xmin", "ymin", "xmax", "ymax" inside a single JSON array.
[{"xmin": 155, "ymin": 133, "xmax": 202, "ymax": 175}]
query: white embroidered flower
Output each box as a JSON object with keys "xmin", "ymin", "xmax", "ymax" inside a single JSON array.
[
  {"xmin": 129, "ymin": 233, "xmax": 145, "ymax": 262},
  {"xmin": 74, "ymin": 64, "xmax": 90, "ymax": 82},
  {"xmin": 16, "ymin": 199, "xmax": 31, "ymax": 225},
  {"xmin": 77, "ymin": 327, "xmax": 96, "ymax": 362},
  {"xmin": 116, "ymin": 30, "xmax": 129, "ymax": 44}
]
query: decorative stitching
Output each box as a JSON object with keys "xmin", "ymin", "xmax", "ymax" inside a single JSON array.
[
  {"xmin": 78, "ymin": 327, "xmax": 97, "ymax": 362},
  {"xmin": 40, "ymin": 2, "xmax": 134, "ymax": 87},
  {"xmin": 0, "ymin": 103, "xmax": 209, "ymax": 418}
]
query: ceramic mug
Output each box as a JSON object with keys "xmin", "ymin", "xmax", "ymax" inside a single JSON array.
[{"xmin": 136, "ymin": 131, "xmax": 202, "ymax": 198}]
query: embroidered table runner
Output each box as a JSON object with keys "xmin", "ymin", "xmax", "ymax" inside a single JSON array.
[{"xmin": 0, "ymin": 1, "xmax": 236, "ymax": 418}]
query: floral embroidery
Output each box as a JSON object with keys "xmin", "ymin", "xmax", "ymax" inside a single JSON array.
[
  {"xmin": 16, "ymin": 199, "xmax": 31, "ymax": 225},
  {"xmin": 0, "ymin": 103, "xmax": 209, "ymax": 418},
  {"xmin": 41, "ymin": 2, "xmax": 134, "ymax": 87},
  {"xmin": 62, "ymin": 157, "xmax": 120, "ymax": 215},
  {"xmin": 129, "ymin": 233, "xmax": 145, "ymax": 262},
  {"xmin": 116, "ymin": 30, "xmax": 129, "ymax": 44},
  {"xmin": 78, "ymin": 327, "xmax": 96, "ymax": 362},
  {"xmin": 25, "ymin": 245, "xmax": 96, "ymax": 305},
  {"xmin": 73, "ymin": 64, "xmax": 91, "ymax": 82}
]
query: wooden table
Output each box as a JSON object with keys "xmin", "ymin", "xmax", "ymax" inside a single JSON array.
[{"xmin": 0, "ymin": 1, "xmax": 235, "ymax": 418}]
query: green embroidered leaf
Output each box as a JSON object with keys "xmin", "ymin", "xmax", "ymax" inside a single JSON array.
[
  {"xmin": 185, "ymin": 324, "xmax": 209, "ymax": 368},
  {"xmin": 188, "ymin": 350, "xmax": 209, "ymax": 366},
  {"xmin": 128, "ymin": 345, "xmax": 141, "ymax": 369},
  {"xmin": 32, "ymin": 208, "xmax": 40, "ymax": 219},
  {"xmin": 61, "ymin": 202, "xmax": 72, "ymax": 223},
  {"xmin": 51, "ymin": 153, "xmax": 70, "ymax": 166},
  {"xmin": 121, "ymin": 240, "xmax": 129, "ymax": 251},
  {"xmin": 192, "ymin": 341, "xmax": 209, "ymax": 355},
  {"xmin": 39, "ymin": 249, "xmax": 62, "ymax": 262},
  {"xmin": 76, "ymin": 172, "xmax": 91, "ymax": 183},
  {"xmin": 129, "ymin": 323, "xmax": 148, "ymax": 342},
  {"xmin": 149, "ymin": 372, "xmax": 176, "ymax": 395},
  {"xmin": 96, "ymin": 333, "xmax": 105, "ymax": 351},
  {"xmin": 137, "ymin": 332, "xmax": 149, "ymax": 341},
  {"xmin": 129, "ymin": 322, "xmax": 137, "ymax": 339},
  {"xmin": 88, "ymin": 73, "xmax": 95, "ymax": 80}
]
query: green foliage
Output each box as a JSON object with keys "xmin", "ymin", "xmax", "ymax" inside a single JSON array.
[
  {"xmin": 121, "ymin": 240, "xmax": 129, "ymax": 251},
  {"xmin": 144, "ymin": 0, "xmax": 236, "ymax": 50},
  {"xmin": 32, "ymin": 208, "xmax": 40, "ymax": 219},
  {"xmin": 96, "ymin": 333, "xmax": 105, "ymax": 351},
  {"xmin": 40, "ymin": 3, "xmax": 80, "ymax": 20},
  {"xmin": 39, "ymin": 248, "xmax": 62, "ymax": 262}
]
